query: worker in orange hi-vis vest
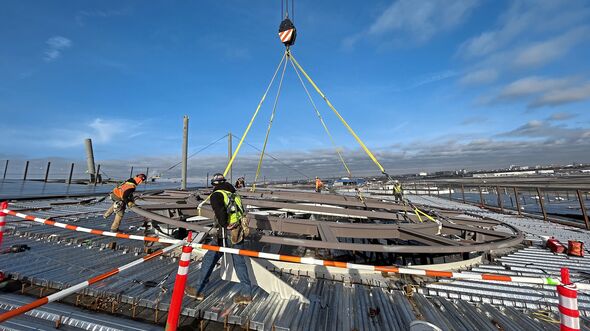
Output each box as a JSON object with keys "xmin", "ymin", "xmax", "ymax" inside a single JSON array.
[
  {"xmin": 103, "ymin": 174, "xmax": 146, "ymax": 232},
  {"xmin": 315, "ymin": 177, "xmax": 324, "ymax": 193}
]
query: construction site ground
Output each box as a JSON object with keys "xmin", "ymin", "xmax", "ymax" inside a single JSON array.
[{"xmin": 0, "ymin": 193, "xmax": 588, "ymax": 330}]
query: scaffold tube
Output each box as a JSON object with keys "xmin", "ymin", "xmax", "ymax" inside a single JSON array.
[
  {"xmin": 0, "ymin": 241, "xmax": 182, "ymax": 323},
  {"xmin": 165, "ymin": 232, "xmax": 194, "ymax": 331},
  {"xmin": 3, "ymin": 208, "xmax": 589, "ymax": 291}
]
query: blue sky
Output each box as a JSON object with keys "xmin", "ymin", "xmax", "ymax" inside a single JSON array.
[{"xmin": 1, "ymin": 0, "xmax": 589, "ymax": 179}]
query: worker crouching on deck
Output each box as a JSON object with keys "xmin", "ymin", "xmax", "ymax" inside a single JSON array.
[
  {"xmin": 185, "ymin": 173, "xmax": 253, "ymax": 304},
  {"xmin": 103, "ymin": 173, "xmax": 146, "ymax": 232}
]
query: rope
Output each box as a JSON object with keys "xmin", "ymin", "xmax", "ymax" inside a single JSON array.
[
  {"xmin": 223, "ymin": 51, "xmax": 288, "ymax": 177},
  {"xmin": 232, "ymin": 134, "xmax": 310, "ymax": 180},
  {"xmin": 252, "ymin": 57, "xmax": 289, "ymax": 191},
  {"xmin": 288, "ymin": 51, "xmax": 386, "ymax": 174},
  {"xmin": 198, "ymin": 51, "xmax": 287, "ymax": 214},
  {"xmin": 160, "ymin": 134, "xmax": 228, "ymax": 175},
  {"xmin": 288, "ymin": 55, "xmax": 352, "ymax": 177}
]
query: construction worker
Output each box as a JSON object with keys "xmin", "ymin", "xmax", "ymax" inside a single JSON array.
[
  {"xmin": 103, "ymin": 174, "xmax": 146, "ymax": 232},
  {"xmin": 393, "ymin": 180, "xmax": 403, "ymax": 202},
  {"xmin": 185, "ymin": 173, "xmax": 252, "ymax": 304},
  {"xmin": 235, "ymin": 176, "xmax": 246, "ymax": 189},
  {"xmin": 315, "ymin": 176, "xmax": 324, "ymax": 192}
]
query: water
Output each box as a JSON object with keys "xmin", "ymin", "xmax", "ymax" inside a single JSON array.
[{"xmin": 0, "ymin": 179, "xmax": 189, "ymax": 200}]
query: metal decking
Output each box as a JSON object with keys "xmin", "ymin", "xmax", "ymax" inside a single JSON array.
[{"xmin": 0, "ymin": 195, "xmax": 588, "ymax": 330}]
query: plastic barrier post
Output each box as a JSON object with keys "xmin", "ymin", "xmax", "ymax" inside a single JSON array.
[
  {"xmin": 165, "ymin": 232, "xmax": 194, "ymax": 331},
  {"xmin": 0, "ymin": 201, "xmax": 6, "ymax": 249},
  {"xmin": 558, "ymin": 267, "xmax": 580, "ymax": 331}
]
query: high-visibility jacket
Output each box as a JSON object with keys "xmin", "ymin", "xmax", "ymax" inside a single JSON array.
[
  {"xmin": 112, "ymin": 181, "xmax": 137, "ymax": 202},
  {"xmin": 393, "ymin": 183, "xmax": 402, "ymax": 194},
  {"xmin": 217, "ymin": 190, "xmax": 244, "ymax": 226},
  {"xmin": 315, "ymin": 179, "xmax": 323, "ymax": 190}
]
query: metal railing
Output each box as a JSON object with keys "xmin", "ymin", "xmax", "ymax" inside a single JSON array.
[{"xmin": 407, "ymin": 180, "xmax": 590, "ymax": 230}]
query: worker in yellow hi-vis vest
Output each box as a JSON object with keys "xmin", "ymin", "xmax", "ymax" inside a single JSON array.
[{"xmin": 393, "ymin": 180, "xmax": 403, "ymax": 202}]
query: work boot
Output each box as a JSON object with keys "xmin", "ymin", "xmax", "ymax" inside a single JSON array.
[
  {"xmin": 233, "ymin": 295, "xmax": 252, "ymax": 305},
  {"xmin": 185, "ymin": 286, "xmax": 205, "ymax": 301}
]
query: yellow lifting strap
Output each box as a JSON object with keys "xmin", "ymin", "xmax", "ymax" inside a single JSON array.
[
  {"xmin": 252, "ymin": 58, "xmax": 289, "ymax": 191},
  {"xmin": 288, "ymin": 51, "xmax": 386, "ymax": 174},
  {"xmin": 288, "ymin": 55, "xmax": 352, "ymax": 177},
  {"xmin": 199, "ymin": 52, "xmax": 287, "ymax": 216},
  {"xmin": 222, "ymin": 51, "xmax": 288, "ymax": 177}
]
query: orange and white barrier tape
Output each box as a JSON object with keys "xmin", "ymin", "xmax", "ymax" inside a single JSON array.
[
  {"xmin": 0, "ymin": 241, "xmax": 181, "ymax": 323},
  {"xmin": 0, "ymin": 202, "xmax": 7, "ymax": 249},
  {"xmin": 2, "ymin": 208, "xmax": 180, "ymax": 245},
  {"xmin": 166, "ymin": 232, "xmax": 194, "ymax": 331},
  {"xmin": 3, "ymin": 208, "xmax": 590, "ymax": 291},
  {"xmin": 558, "ymin": 268, "xmax": 580, "ymax": 331}
]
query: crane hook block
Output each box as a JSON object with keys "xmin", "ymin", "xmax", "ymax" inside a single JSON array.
[{"xmin": 278, "ymin": 18, "xmax": 297, "ymax": 46}]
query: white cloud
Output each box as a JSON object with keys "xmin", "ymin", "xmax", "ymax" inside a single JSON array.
[
  {"xmin": 530, "ymin": 83, "xmax": 590, "ymax": 108},
  {"xmin": 459, "ymin": 69, "xmax": 498, "ymax": 85},
  {"xmin": 485, "ymin": 76, "xmax": 590, "ymax": 108},
  {"xmin": 44, "ymin": 36, "xmax": 72, "ymax": 62},
  {"xmin": 548, "ymin": 112, "xmax": 577, "ymax": 121},
  {"xmin": 347, "ymin": 0, "xmax": 479, "ymax": 48},
  {"xmin": 458, "ymin": 1, "xmax": 589, "ymax": 59},
  {"xmin": 44, "ymin": 118, "xmax": 132, "ymax": 148},
  {"xmin": 512, "ymin": 26, "xmax": 589, "ymax": 68},
  {"xmin": 498, "ymin": 76, "xmax": 574, "ymax": 99}
]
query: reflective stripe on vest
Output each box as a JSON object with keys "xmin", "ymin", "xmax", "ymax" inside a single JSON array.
[
  {"xmin": 216, "ymin": 190, "xmax": 244, "ymax": 225},
  {"xmin": 112, "ymin": 182, "xmax": 136, "ymax": 200},
  {"xmin": 393, "ymin": 184, "xmax": 402, "ymax": 194}
]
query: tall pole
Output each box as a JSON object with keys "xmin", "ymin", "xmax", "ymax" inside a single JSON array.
[
  {"xmin": 129, "ymin": 166, "xmax": 134, "ymax": 179},
  {"xmin": 67, "ymin": 163, "xmax": 74, "ymax": 185},
  {"xmin": 84, "ymin": 138, "xmax": 96, "ymax": 183},
  {"xmin": 44, "ymin": 162, "xmax": 51, "ymax": 182},
  {"xmin": 228, "ymin": 131, "xmax": 232, "ymax": 184},
  {"xmin": 181, "ymin": 115, "xmax": 189, "ymax": 190},
  {"xmin": 2, "ymin": 160, "xmax": 8, "ymax": 179},
  {"xmin": 23, "ymin": 161, "xmax": 29, "ymax": 181}
]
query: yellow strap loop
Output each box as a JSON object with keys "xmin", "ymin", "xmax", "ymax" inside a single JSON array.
[
  {"xmin": 414, "ymin": 207, "xmax": 437, "ymax": 222},
  {"xmin": 222, "ymin": 51, "xmax": 288, "ymax": 177},
  {"xmin": 252, "ymin": 58, "xmax": 289, "ymax": 192},
  {"xmin": 413, "ymin": 208, "xmax": 423, "ymax": 222},
  {"xmin": 289, "ymin": 51, "xmax": 386, "ymax": 174},
  {"xmin": 199, "ymin": 52, "xmax": 287, "ymax": 215},
  {"xmin": 288, "ymin": 55, "xmax": 352, "ymax": 177}
]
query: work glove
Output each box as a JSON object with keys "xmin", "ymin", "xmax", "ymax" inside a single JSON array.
[{"xmin": 127, "ymin": 201, "xmax": 136, "ymax": 208}]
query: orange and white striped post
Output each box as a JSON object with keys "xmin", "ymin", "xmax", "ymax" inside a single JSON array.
[
  {"xmin": 0, "ymin": 241, "xmax": 181, "ymax": 323},
  {"xmin": 0, "ymin": 201, "xmax": 7, "ymax": 249},
  {"xmin": 165, "ymin": 232, "xmax": 194, "ymax": 331},
  {"xmin": 558, "ymin": 267, "xmax": 580, "ymax": 331}
]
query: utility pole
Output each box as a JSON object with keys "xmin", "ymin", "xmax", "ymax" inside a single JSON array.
[
  {"xmin": 181, "ymin": 115, "xmax": 189, "ymax": 190},
  {"xmin": 228, "ymin": 132, "xmax": 233, "ymax": 184}
]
